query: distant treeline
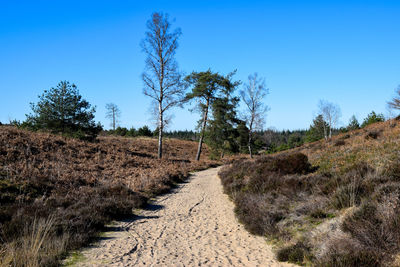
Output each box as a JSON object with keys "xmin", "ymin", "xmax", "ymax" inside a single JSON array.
[
  {"xmin": 102, "ymin": 109, "xmax": 386, "ymax": 155},
  {"xmin": 6, "ymin": 107, "xmax": 386, "ymax": 157},
  {"xmin": 103, "ymin": 126, "xmax": 199, "ymax": 141}
]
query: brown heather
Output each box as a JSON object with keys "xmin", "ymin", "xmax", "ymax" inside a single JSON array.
[
  {"xmin": 220, "ymin": 119, "xmax": 400, "ymax": 266},
  {"xmin": 0, "ymin": 126, "xmax": 219, "ymax": 266}
]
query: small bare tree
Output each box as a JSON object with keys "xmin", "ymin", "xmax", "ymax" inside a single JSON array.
[
  {"xmin": 318, "ymin": 100, "xmax": 341, "ymax": 140},
  {"xmin": 388, "ymin": 85, "xmax": 400, "ymax": 110},
  {"xmin": 141, "ymin": 12, "xmax": 185, "ymax": 159},
  {"xmin": 105, "ymin": 103, "xmax": 120, "ymax": 131},
  {"xmin": 240, "ymin": 73, "xmax": 269, "ymax": 158}
]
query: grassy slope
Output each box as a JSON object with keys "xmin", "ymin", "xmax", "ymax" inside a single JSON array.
[
  {"xmin": 292, "ymin": 120, "xmax": 399, "ymax": 174},
  {"xmin": 220, "ymin": 120, "xmax": 400, "ymax": 267},
  {"xmin": 0, "ymin": 126, "xmax": 218, "ymax": 266}
]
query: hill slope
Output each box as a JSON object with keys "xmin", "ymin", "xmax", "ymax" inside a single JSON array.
[
  {"xmin": 220, "ymin": 120, "xmax": 400, "ymax": 266},
  {"xmin": 0, "ymin": 126, "xmax": 216, "ymax": 266}
]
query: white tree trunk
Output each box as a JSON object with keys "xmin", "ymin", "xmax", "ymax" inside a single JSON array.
[
  {"xmin": 158, "ymin": 102, "xmax": 163, "ymax": 159},
  {"xmin": 248, "ymin": 119, "xmax": 254, "ymax": 159}
]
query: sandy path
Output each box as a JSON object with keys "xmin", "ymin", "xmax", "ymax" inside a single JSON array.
[{"xmin": 75, "ymin": 167, "xmax": 296, "ymax": 267}]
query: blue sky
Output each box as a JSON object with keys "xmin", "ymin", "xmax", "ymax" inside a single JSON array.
[{"xmin": 1, "ymin": 0, "xmax": 399, "ymax": 130}]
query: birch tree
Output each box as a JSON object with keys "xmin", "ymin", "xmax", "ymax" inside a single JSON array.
[
  {"xmin": 141, "ymin": 12, "xmax": 184, "ymax": 159},
  {"xmin": 105, "ymin": 103, "xmax": 120, "ymax": 131},
  {"xmin": 318, "ymin": 100, "xmax": 341, "ymax": 140},
  {"xmin": 240, "ymin": 73, "xmax": 269, "ymax": 158}
]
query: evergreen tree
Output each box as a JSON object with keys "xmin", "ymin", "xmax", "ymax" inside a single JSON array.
[
  {"xmin": 184, "ymin": 70, "xmax": 236, "ymax": 160},
  {"xmin": 305, "ymin": 115, "xmax": 328, "ymax": 142},
  {"xmin": 114, "ymin": 126, "xmax": 128, "ymax": 136},
  {"xmin": 138, "ymin": 125, "xmax": 153, "ymax": 137},
  {"xmin": 25, "ymin": 81, "xmax": 101, "ymax": 140},
  {"xmin": 347, "ymin": 115, "xmax": 360, "ymax": 131},
  {"xmin": 236, "ymin": 121, "xmax": 250, "ymax": 154},
  {"xmin": 206, "ymin": 94, "xmax": 240, "ymax": 158},
  {"xmin": 361, "ymin": 111, "xmax": 385, "ymax": 128}
]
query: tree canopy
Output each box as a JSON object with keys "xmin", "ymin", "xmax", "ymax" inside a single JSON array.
[
  {"xmin": 305, "ymin": 115, "xmax": 328, "ymax": 142},
  {"xmin": 25, "ymin": 81, "xmax": 101, "ymax": 140},
  {"xmin": 184, "ymin": 70, "xmax": 236, "ymax": 160},
  {"xmin": 361, "ymin": 111, "xmax": 385, "ymax": 128},
  {"xmin": 141, "ymin": 12, "xmax": 184, "ymax": 159}
]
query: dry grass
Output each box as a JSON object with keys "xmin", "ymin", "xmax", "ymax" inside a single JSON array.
[
  {"xmin": 220, "ymin": 119, "xmax": 400, "ymax": 266},
  {"xmin": 0, "ymin": 126, "xmax": 220, "ymax": 266},
  {"xmin": 1, "ymin": 216, "xmax": 69, "ymax": 267},
  {"xmin": 290, "ymin": 120, "xmax": 400, "ymax": 174}
]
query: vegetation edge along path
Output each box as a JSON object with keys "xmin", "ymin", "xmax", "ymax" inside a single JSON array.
[{"xmin": 66, "ymin": 167, "xmax": 296, "ymax": 267}]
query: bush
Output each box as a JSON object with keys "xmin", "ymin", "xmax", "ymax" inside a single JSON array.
[
  {"xmin": 219, "ymin": 152, "xmax": 313, "ymax": 240},
  {"xmin": 318, "ymin": 238, "xmax": 381, "ymax": 267},
  {"xmin": 277, "ymin": 242, "xmax": 311, "ymax": 264},
  {"xmin": 255, "ymin": 153, "xmax": 311, "ymax": 175},
  {"xmin": 334, "ymin": 139, "xmax": 346, "ymax": 146},
  {"xmin": 234, "ymin": 193, "xmax": 284, "ymax": 236},
  {"xmin": 365, "ymin": 130, "xmax": 381, "ymax": 140},
  {"xmin": 331, "ymin": 183, "xmax": 364, "ymax": 209},
  {"xmin": 342, "ymin": 200, "xmax": 400, "ymax": 255}
]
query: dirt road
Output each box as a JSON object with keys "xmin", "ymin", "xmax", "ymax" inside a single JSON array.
[{"xmin": 75, "ymin": 167, "xmax": 295, "ymax": 266}]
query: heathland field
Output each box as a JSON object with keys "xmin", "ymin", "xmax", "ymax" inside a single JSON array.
[
  {"xmin": 220, "ymin": 119, "xmax": 400, "ymax": 266},
  {"xmin": 0, "ymin": 126, "xmax": 218, "ymax": 266}
]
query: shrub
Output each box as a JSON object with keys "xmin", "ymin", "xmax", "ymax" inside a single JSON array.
[
  {"xmin": 365, "ymin": 130, "xmax": 381, "ymax": 140},
  {"xmin": 318, "ymin": 237, "xmax": 381, "ymax": 267},
  {"xmin": 219, "ymin": 152, "xmax": 313, "ymax": 240},
  {"xmin": 277, "ymin": 242, "xmax": 311, "ymax": 264},
  {"xmin": 331, "ymin": 183, "xmax": 364, "ymax": 209},
  {"xmin": 341, "ymin": 200, "xmax": 400, "ymax": 255},
  {"xmin": 255, "ymin": 153, "xmax": 311, "ymax": 175},
  {"xmin": 310, "ymin": 209, "xmax": 330, "ymax": 219},
  {"xmin": 234, "ymin": 193, "xmax": 284, "ymax": 236},
  {"xmin": 334, "ymin": 139, "xmax": 346, "ymax": 146}
]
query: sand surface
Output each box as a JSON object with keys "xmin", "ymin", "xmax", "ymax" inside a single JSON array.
[{"xmin": 74, "ymin": 167, "xmax": 296, "ymax": 267}]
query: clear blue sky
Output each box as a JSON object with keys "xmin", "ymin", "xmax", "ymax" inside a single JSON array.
[{"xmin": 1, "ymin": 0, "xmax": 399, "ymax": 130}]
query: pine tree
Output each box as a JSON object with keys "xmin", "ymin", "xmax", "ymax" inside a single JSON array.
[
  {"xmin": 184, "ymin": 70, "xmax": 234, "ymax": 160},
  {"xmin": 361, "ymin": 111, "xmax": 385, "ymax": 128},
  {"xmin": 25, "ymin": 81, "xmax": 101, "ymax": 140},
  {"xmin": 206, "ymin": 94, "xmax": 240, "ymax": 158},
  {"xmin": 347, "ymin": 115, "xmax": 360, "ymax": 131},
  {"xmin": 305, "ymin": 115, "xmax": 329, "ymax": 142}
]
